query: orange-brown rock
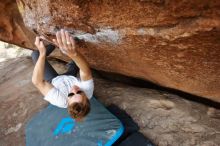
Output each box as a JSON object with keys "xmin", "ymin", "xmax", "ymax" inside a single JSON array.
[
  {"xmin": 0, "ymin": 0, "xmax": 35, "ymax": 49},
  {"xmin": 1, "ymin": 0, "xmax": 220, "ymax": 101}
]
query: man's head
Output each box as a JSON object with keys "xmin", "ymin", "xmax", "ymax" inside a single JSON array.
[{"xmin": 67, "ymin": 85, "xmax": 90, "ymax": 121}]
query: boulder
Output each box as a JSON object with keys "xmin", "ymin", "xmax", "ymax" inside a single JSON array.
[
  {"xmin": 94, "ymin": 74, "xmax": 220, "ymax": 146},
  {"xmin": 0, "ymin": 0, "xmax": 35, "ymax": 49},
  {"xmin": 0, "ymin": 0, "xmax": 220, "ymax": 101}
]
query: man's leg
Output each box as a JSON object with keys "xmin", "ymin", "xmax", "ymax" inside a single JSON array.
[
  {"xmin": 62, "ymin": 61, "xmax": 79, "ymax": 77},
  {"xmin": 31, "ymin": 44, "xmax": 58, "ymax": 83}
]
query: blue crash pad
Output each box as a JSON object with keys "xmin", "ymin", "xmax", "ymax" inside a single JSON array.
[{"xmin": 25, "ymin": 97, "xmax": 124, "ymax": 146}]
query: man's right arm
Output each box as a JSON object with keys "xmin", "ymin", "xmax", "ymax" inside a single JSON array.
[{"xmin": 53, "ymin": 29, "xmax": 92, "ymax": 81}]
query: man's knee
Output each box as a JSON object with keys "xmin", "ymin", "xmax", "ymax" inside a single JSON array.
[{"xmin": 31, "ymin": 50, "xmax": 40, "ymax": 63}]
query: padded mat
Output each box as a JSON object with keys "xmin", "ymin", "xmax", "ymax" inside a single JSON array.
[{"xmin": 26, "ymin": 97, "xmax": 124, "ymax": 146}]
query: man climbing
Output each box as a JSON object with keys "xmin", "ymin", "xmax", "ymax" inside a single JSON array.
[{"xmin": 31, "ymin": 29, "xmax": 94, "ymax": 121}]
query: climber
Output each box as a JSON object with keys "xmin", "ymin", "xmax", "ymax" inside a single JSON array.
[{"xmin": 31, "ymin": 29, "xmax": 94, "ymax": 121}]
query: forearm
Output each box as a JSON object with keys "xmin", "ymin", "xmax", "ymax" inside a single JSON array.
[
  {"xmin": 71, "ymin": 52, "xmax": 91, "ymax": 73},
  {"xmin": 32, "ymin": 54, "xmax": 46, "ymax": 85},
  {"xmin": 70, "ymin": 52, "xmax": 92, "ymax": 79}
]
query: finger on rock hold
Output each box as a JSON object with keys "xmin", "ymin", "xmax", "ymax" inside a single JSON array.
[
  {"xmin": 56, "ymin": 31, "xmax": 63, "ymax": 48},
  {"xmin": 61, "ymin": 29, "xmax": 67, "ymax": 47},
  {"xmin": 65, "ymin": 31, "xmax": 72, "ymax": 48}
]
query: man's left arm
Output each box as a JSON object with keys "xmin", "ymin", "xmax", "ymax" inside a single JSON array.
[{"xmin": 32, "ymin": 37, "xmax": 54, "ymax": 96}]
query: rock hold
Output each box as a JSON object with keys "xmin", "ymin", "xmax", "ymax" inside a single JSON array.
[{"xmin": 0, "ymin": 0, "xmax": 219, "ymax": 101}]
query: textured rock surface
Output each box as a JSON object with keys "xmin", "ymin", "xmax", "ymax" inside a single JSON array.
[
  {"xmin": 0, "ymin": 57, "xmax": 45, "ymax": 146},
  {"xmin": 0, "ymin": 0, "xmax": 220, "ymax": 101},
  {"xmin": 19, "ymin": 0, "xmax": 220, "ymax": 101},
  {"xmin": 94, "ymin": 76, "xmax": 220, "ymax": 146},
  {"xmin": 0, "ymin": 57, "xmax": 220, "ymax": 146},
  {"xmin": 0, "ymin": 57, "xmax": 66, "ymax": 146},
  {"xmin": 0, "ymin": 0, "xmax": 35, "ymax": 49}
]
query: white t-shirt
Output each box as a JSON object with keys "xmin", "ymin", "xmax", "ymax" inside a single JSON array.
[{"xmin": 44, "ymin": 75, "xmax": 94, "ymax": 108}]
